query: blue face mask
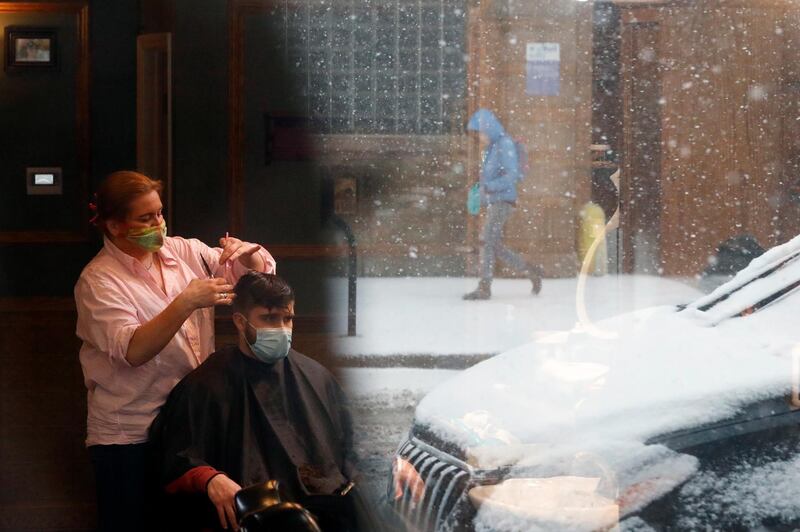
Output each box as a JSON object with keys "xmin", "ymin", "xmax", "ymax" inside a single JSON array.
[{"xmin": 241, "ymin": 318, "xmax": 292, "ymax": 364}]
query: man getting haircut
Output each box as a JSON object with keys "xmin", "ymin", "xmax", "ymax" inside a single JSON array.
[{"xmin": 150, "ymin": 272, "xmax": 367, "ymax": 531}]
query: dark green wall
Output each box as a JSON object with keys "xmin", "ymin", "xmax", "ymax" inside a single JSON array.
[
  {"xmin": 0, "ymin": 0, "xmax": 138, "ymax": 297},
  {"xmin": 0, "ymin": 0, "xmax": 339, "ymax": 325},
  {"xmin": 0, "ymin": 11, "xmax": 79, "ymax": 233},
  {"xmin": 0, "ymin": 3, "xmax": 138, "ymax": 530},
  {"xmin": 242, "ymin": 13, "xmax": 331, "ymax": 317},
  {"xmin": 141, "ymin": 0, "xmax": 334, "ymax": 319},
  {"xmin": 169, "ymin": 0, "xmax": 230, "ymax": 242}
]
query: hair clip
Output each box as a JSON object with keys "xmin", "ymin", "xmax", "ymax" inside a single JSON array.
[{"xmin": 89, "ymin": 193, "xmax": 99, "ymax": 224}]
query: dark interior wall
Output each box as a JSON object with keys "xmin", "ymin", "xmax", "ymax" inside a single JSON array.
[
  {"xmin": 169, "ymin": 0, "xmax": 230, "ymax": 242},
  {"xmin": 139, "ymin": 0, "xmax": 335, "ymax": 320},
  {"xmin": 0, "ymin": 11, "xmax": 79, "ymax": 233},
  {"xmin": 91, "ymin": 0, "xmax": 138, "ymax": 181},
  {"xmin": 1, "ymin": 4, "xmax": 138, "ymax": 530},
  {"xmin": 243, "ymin": 15, "xmax": 322, "ymax": 246},
  {"xmin": 0, "ymin": 303, "xmax": 92, "ymax": 531},
  {"xmin": 140, "ymin": 0, "xmax": 231, "ymax": 242},
  {"xmin": 0, "ymin": 0, "xmax": 137, "ymax": 297},
  {"xmin": 242, "ymin": 12, "xmax": 332, "ymax": 317}
]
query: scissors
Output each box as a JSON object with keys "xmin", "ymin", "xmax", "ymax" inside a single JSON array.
[{"xmin": 199, "ymin": 254, "xmax": 214, "ymax": 278}]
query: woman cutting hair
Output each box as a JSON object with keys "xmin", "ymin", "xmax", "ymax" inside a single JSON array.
[{"xmin": 74, "ymin": 171, "xmax": 275, "ymax": 531}]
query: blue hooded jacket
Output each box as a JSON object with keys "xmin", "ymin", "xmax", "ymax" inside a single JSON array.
[{"xmin": 467, "ymin": 108, "xmax": 520, "ymax": 205}]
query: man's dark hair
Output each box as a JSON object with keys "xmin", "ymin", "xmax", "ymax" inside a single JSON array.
[{"xmin": 232, "ymin": 272, "xmax": 294, "ymax": 315}]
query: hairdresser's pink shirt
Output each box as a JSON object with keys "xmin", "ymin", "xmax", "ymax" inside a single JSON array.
[{"xmin": 75, "ymin": 236, "xmax": 275, "ymax": 446}]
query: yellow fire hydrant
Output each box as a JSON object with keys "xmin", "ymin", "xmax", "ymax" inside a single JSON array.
[{"xmin": 577, "ymin": 202, "xmax": 608, "ymax": 276}]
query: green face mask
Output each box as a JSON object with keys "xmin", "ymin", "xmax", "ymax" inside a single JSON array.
[{"xmin": 126, "ymin": 221, "xmax": 166, "ymax": 252}]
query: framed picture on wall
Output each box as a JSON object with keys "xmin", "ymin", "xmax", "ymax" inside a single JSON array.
[{"xmin": 5, "ymin": 27, "xmax": 57, "ymax": 69}]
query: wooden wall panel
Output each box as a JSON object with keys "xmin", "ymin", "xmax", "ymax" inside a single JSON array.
[
  {"xmin": 778, "ymin": 7, "xmax": 800, "ymax": 241},
  {"xmin": 621, "ymin": 1, "xmax": 795, "ymax": 275},
  {"xmin": 662, "ymin": 4, "xmax": 787, "ymax": 275}
]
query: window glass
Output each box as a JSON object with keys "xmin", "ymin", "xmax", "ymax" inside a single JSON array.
[
  {"xmin": 274, "ymin": 0, "xmax": 467, "ymax": 134},
  {"xmin": 281, "ymin": 1, "xmax": 800, "ymax": 529}
]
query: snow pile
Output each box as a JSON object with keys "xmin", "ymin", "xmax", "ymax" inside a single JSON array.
[
  {"xmin": 340, "ymin": 367, "xmax": 460, "ymax": 407},
  {"xmin": 330, "ymin": 275, "xmax": 701, "ymax": 356}
]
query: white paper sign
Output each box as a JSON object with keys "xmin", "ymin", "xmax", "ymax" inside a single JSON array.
[{"xmin": 526, "ymin": 43, "xmax": 560, "ymax": 96}]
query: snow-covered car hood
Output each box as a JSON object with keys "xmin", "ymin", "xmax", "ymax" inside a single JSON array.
[
  {"xmin": 400, "ymin": 236, "xmax": 800, "ymax": 529},
  {"xmin": 414, "ymin": 235, "xmax": 800, "ymax": 464}
]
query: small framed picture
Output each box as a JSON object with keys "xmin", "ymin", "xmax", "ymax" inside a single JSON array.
[{"xmin": 5, "ymin": 27, "xmax": 57, "ymax": 69}]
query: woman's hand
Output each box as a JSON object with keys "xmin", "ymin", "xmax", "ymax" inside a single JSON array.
[
  {"xmin": 179, "ymin": 278, "xmax": 235, "ymax": 311},
  {"xmin": 218, "ymin": 235, "xmax": 263, "ymax": 270},
  {"xmin": 125, "ymin": 279, "xmax": 233, "ymax": 367},
  {"xmin": 207, "ymin": 474, "xmax": 242, "ymax": 530}
]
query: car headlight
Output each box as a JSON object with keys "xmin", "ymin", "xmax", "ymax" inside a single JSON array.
[{"xmin": 468, "ymin": 476, "xmax": 619, "ymax": 530}]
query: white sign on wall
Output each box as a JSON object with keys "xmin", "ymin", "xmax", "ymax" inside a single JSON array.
[{"xmin": 526, "ymin": 42, "xmax": 560, "ymax": 96}]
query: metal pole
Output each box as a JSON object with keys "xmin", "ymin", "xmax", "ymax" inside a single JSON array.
[{"xmin": 332, "ymin": 215, "xmax": 357, "ymax": 336}]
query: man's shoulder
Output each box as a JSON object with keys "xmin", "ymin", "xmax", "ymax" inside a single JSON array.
[
  {"xmin": 175, "ymin": 346, "xmax": 242, "ymax": 395},
  {"xmin": 288, "ymin": 350, "xmax": 338, "ymax": 383},
  {"xmin": 288, "ymin": 349, "xmax": 328, "ymax": 370}
]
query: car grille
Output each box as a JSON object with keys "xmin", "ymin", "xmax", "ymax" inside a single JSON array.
[{"xmin": 388, "ymin": 437, "xmax": 472, "ymax": 531}]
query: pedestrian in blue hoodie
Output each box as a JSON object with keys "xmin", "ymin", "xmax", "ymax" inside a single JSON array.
[{"xmin": 464, "ymin": 108, "xmax": 543, "ymax": 300}]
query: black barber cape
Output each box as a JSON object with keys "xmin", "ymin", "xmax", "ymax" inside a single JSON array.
[{"xmin": 149, "ymin": 345, "xmax": 359, "ymax": 528}]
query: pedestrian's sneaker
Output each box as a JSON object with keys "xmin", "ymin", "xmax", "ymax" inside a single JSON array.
[
  {"xmin": 529, "ymin": 264, "xmax": 543, "ymax": 295},
  {"xmin": 463, "ymin": 279, "xmax": 491, "ymax": 300}
]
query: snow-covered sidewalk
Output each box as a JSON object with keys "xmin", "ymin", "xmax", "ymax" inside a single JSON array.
[{"xmin": 330, "ymin": 275, "xmax": 702, "ymax": 357}]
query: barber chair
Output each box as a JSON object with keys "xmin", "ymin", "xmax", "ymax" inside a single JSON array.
[{"xmin": 235, "ymin": 480, "xmax": 322, "ymax": 532}]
